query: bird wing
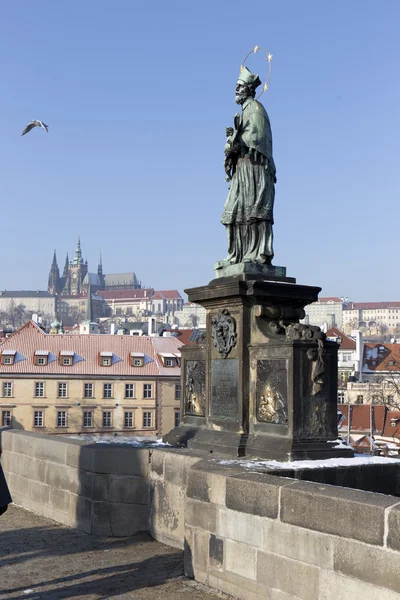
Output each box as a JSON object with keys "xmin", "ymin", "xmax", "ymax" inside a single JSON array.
[
  {"xmin": 37, "ymin": 121, "xmax": 49, "ymax": 132},
  {"xmin": 21, "ymin": 122, "xmax": 36, "ymax": 136}
]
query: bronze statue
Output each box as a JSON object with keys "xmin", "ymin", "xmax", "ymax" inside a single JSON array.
[{"xmin": 220, "ymin": 64, "xmax": 276, "ymax": 266}]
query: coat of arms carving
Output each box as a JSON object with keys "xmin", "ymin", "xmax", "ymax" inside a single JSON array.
[{"xmin": 211, "ymin": 309, "xmax": 237, "ymax": 358}]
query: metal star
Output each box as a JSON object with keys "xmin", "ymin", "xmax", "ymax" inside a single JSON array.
[
  {"xmin": 267, "ymin": 53, "xmax": 273, "ymax": 63},
  {"xmin": 253, "ymin": 45, "xmax": 259, "ymax": 53}
]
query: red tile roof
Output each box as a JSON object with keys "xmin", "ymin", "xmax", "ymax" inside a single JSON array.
[
  {"xmin": 363, "ymin": 343, "xmax": 400, "ymax": 372},
  {"xmin": 345, "ymin": 302, "xmax": 400, "ymax": 310},
  {"xmin": 339, "ymin": 405, "xmax": 388, "ymax": 434},
  {"xmin": 157, "ymin": 290, "xmax": 182, "ymax": 299},
  {"xmin": 172, "ymin": 330, "xmax": 196, "ymax": 346},
  {"xmin": 382, "ymin": 411, "xmax": 400, "ymax": 438},
  {"xmin": 318, "ymin": 297, "xmax": 342, "ymax": 303},
  {"xmin": 96, "ymin": 289, "xmax": 154, "ymax": 300},
  {"xmin": 0, "ymin": 321, "xmax": 182, "ymax": 377},
  {"xmin": 326, "ymin": 327, "xmax": 356, "ymax": 350}
]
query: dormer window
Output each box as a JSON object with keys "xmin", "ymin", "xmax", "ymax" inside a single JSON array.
[
  {"xmin": 131, "ymin": 352, "xmax": 144, "ymax": 367},
  {"xmin": 1, "ymin": 351, "xmax": 16, "ymax": 365},
  {"xmin": 35, "ymin": 351, "xmax": 49, "ymax": 366},
  {"xmin": 60, "ymin": 350, "xmax": 74, "ymax": 366},
  {"xmin": 100, "ymin": 352, "xmax": 113, "ymax": 367},
  {"xmin": 160, "ymin": 353, "xmax": 177, "ymax": 367}
]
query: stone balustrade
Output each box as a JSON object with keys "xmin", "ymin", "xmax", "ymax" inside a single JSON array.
[{"xmin": 1, "ymin": 428, "xmax": 400, "ymax": 599}]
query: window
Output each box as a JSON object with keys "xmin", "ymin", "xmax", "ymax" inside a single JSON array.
[
  {"xmin": 57, "ymin": 411, "xmax": 67, "ymax": 427},
  {"xmin": 337, "ymin": 391, "xmax": 345, "ymax": 404},
  {"xmin": 34, "ymin": 410, "xmax": 44, "ymax": 427},
  {"xmin": 131, "ymin": 354, "xmax": 144, "ymax": 367},
  {"xmin": 174, "ymin": 410, "xmax": 180, "ymax": 427},
  {"xmin": 144, "ymin": 384, "xmax": 152, "ymax": 399},
  {"xmin": 103, "ymin": 383, "xmax": 113, "ymax": 398},
  {"xmin": 372, "ymin": 395, "xmax": 380, "ymax": 403},
  {"xmin": 84, "ymin": 383, "xmax": 93, "ymax": 398},
  {"xmin": 175, "ymin": 384, "xmax": 181, "ymax": 400},
  {"xmin": 102, "ymin": 411, "xmax": 112, "ymax": 427},
  {"xmin": 83, "ymin": 411, "xmax": 93, "ymax": 427},
  {"xmin": 165, "ymin": 359, "xmax": 174, "ymax": 367},
  {"xmin": 35, "ymin": 382, "xmax": 45, "ymax": 397},
  {"xmin": 100, "ymin": 353, "xmax": 113, "ymax": 367},
  {"xmin": 387, "ymin": 395, "xmax": 394, "ymax": 404},
  {"xmin": 125, "ymin": 384, "xmax": 135, "ymax": 398},
  {"xmin": 62, "ymin": 357, "xmax": 72, "ymax": 366},
  {"xmin": 124, "ymin": 411, "xmax": 133, "ymax": 427},
  {"xmin": 356, "ymin": 395, "xmax": 364, "ymax": 405},
  {"xmin": 1, "ymin": 410, "xmax": 11, "ymax": 426},
  {"xmin": 1, "ymin": 352, "xmax": 15, "ymax": 365},
  {"xmin": 34, "ymin": 352, "xmax": 49, "ymax": 366},
  {"xmin": 58, "ymin": 383, "xmax": 68, "ymax": 398},
  {"xmin": 143, "ymin": 412, "xmax": 152, "ymax": 427},
  {"xmin": 2, "ymin": 382, "xmax": 13, "ymax": 398}
]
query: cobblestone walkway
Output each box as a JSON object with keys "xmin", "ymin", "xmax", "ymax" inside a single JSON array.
[{"xmin": 0, "ymin": 505, "xmax": 229, "ymax": 600}]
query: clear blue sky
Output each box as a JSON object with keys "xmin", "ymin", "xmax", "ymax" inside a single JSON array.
[{"xmin": 1, "ymin": 0, "xmax": 399, "ymax": 300}]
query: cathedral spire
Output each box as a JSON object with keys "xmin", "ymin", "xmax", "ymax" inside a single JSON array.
[
  {"xmin": 73, "ymin": 235, "xmax": 83, "ymax": 265},
  {"xmin": 86, "ymin": 283, "xmax": 93, "ymax": 322},
  {"xmin": 48, "ymin": 250, "xmax": 60, "ymax": 295},
  {"xmin": 52, "ymin": 249, "xmax": 57, "ymax": 267},
  {"xmin": 63, "ymin": 253, "xmax": 69, "ymax": 278},
  {"xmin": 98, "ymin": 251, "xmax": 103, "ymax": 276}
]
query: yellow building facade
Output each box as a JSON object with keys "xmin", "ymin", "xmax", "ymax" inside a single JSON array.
[{"xmin": 0, "ymin": 321, "xmax": 182, "ymax": 437}]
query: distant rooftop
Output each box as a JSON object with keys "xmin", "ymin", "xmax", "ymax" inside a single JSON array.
[{"xmin": 0, "ymin": 290, "xmax": 53, "ymax": 298}]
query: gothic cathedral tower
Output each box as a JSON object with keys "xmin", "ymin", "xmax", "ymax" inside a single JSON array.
[
  {"xmin": 48, "ymin": 250, "xmax": 60, "ymax": 295},
  {"xmin": 69, "ymin": 237, "xmax": 88, "ymax": 295}
]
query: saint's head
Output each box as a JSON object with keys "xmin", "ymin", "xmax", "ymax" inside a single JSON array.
[{"xmin": 235, "ymin": 66, "xmax": 261, "ymax": 105}]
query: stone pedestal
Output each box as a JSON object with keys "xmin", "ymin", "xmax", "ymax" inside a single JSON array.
[{"xmin": 164, "ymin": 273, "xmax": 353, "ymax": 461}]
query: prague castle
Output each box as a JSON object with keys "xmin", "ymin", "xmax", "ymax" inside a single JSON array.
[{"xmin": 48, "ymin": 237, "xmax": 142, "ymax": 296}]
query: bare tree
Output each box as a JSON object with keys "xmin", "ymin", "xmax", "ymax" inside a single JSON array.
[
  {"xmin": 364, "ymin": 358, "xmax": 400, "ymax": 410},
  {"xmin": 0, "ymin": 301, "xmax": 31, "ymax": 329}
]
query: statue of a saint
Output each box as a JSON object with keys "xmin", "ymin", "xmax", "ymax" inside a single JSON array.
[{"xmin": 220, "ymin": 66, "xmax": 276, "ymax": 266}]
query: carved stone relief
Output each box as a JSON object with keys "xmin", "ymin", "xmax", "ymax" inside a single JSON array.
[
  {"xmin": 307, "ymin": 340, "xmax": 326, "ymax": 396},
  {"xmin": 211, "ymin": 309, "xmax": 237, "ymax": 358}
]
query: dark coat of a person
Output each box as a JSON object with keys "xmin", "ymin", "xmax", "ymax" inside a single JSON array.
[{"xmin": 0, "ymin": 460, "xmax": 12, "ymax": 515}]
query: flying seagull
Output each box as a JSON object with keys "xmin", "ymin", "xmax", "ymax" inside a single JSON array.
[{"xmin": 21, "ymin": 120, "xmax": 49, "ymax": 136}]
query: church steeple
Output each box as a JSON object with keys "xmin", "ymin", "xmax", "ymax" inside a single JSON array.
[
  {"xmin": 98, "ymin": 252, "xmax": 103, "ymax": 277},
  {"xmin": 48, "ymin": 250, "xmax": 60, "ymax": 295},
  {"xmin": 63, "ymin": 253, "xmax": 69, "ymax": 278},
  {"xmin": 86, "ymin": 284, "xmax": 93, "ymax": 322},
  {"xmin": 51, "ymin": 250, "xmax": 57, "ymax": 268},
  {"xmin": 73, "ymin": 236, "xmax": 83, "ymax": 265}
]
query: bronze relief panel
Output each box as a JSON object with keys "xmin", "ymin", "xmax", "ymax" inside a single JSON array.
[
  {"xmin": 256, "ymin": 359, "xmax": 288, "ymax": 424},
  {"xmin": 185, "ymin": 360, "xmax": 206, "ymax": 416}
]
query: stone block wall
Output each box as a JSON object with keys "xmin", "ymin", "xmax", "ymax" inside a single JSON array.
[
  {"xmin": 2, "ymin": 428, "xmax": 400, "ymax": 599},
  {"xmin": 185, "ymin": 462, "xmax": 400, "ymax": 600},
  {"xmin": 0, "ymin": 429, "xmax": 200, "ymax": 547}
]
